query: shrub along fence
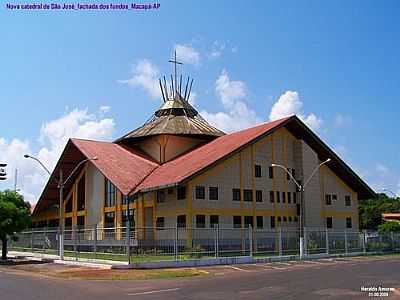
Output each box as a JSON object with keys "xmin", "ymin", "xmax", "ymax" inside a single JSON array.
[{"xmin": 9, "ymin": 226, "xmax": 400, "ymax": 263}]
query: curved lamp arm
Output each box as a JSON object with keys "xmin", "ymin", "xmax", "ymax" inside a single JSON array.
[
  {"xmin": 303, "ymin": 158, "xmax": 331, "ymax": 189},
  {"xmin": 24, "ymin": 154, "xmax": 53, "ymax": 177},
  {"xmin": 62, "ymin": 157, "xmax": 97, "ymax": 187},
  {"xmin": 271, "ymin": 163, "xmax": 303, "ymax": 191}
]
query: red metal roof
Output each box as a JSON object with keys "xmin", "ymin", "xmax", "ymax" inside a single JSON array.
[
  {"xmin": 134, "ymin": 117, "xmax": 290, "ymax": 192},
  {"xmin": 71, "ymin": 139, "xmax": 159, "ymax": 195}
]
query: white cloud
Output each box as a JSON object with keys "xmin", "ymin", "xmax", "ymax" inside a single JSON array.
[
  {"xmin": 375, "ymin": 163, "xmax": 390, "ymax": 177},
  {"xmin": 174, "ymin": 44, "xmax": 200, "ymax": 65},
  {"xmin": 210, "ymin": 41, "xmax": 226, "ymax": 58},
  {"xmin": 334, "ymin": 113, "xmax": 351, "ymax": 128},
  {"xmin": 99, "ymin": 105, "xmax": 111, "ymax": 113},
  {"xmin": 188, "ymin": 91, "xmax": 197, "ymax": 106},
  {"xmin": 118, "ymin": 59, "xmax": 161, "ymax": 99},
  {"xmin": 201, "ymin": 69, "xmax": 261, "ymax": 132},
  {"xmin": 0, "ymin": 108, "xmax": 115, "ymax": 204},
  {"xmin": 269, "ymin": 90, "xmax": 322, "ymax": 131}
]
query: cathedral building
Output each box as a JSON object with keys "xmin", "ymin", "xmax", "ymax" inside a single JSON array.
[{"xmin": 31, "ymin": 69, "xmax": 374, "ymax": 239}]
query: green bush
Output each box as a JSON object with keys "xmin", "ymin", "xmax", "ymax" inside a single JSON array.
[{"xmin": 378, "ymin": 221, "xmax": 400, "ymax": 234}]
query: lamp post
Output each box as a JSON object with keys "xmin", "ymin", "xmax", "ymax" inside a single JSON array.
[
  {"xmin": 271, "ymin": 158, "xmax": 331, "ymax": 259},
  {"xmin": 24, "ymin": 154, "xmax": 97, "ymax": 260}
]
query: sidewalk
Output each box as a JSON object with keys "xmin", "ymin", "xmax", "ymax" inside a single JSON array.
[{"xmin": 8, "ymin": 251, "xmax": 127, "ymax": 269}]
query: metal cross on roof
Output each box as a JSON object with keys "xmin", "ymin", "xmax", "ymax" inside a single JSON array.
[{"xmin": 169, "ymin": 50, "xmax": 183, "ymax": 94}]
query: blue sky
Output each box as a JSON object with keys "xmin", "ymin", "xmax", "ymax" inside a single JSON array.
[{"xmin": 1, "ymin": 1, "xmax": 399, "ymax": 202}]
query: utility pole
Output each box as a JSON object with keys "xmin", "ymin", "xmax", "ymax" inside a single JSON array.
[
  {"xmin": 14, "ymin": 169, "xmax": 18, "ymax": 191},
  {"xmin": 0, "ymin": 163, "xmax": 7, "ymax": 181}
]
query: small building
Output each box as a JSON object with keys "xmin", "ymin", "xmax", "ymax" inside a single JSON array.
[
  {"xmin": 382, "ymin": 213, "xmax": 400, "ymax": 222},
  {"xmin": 31, "ymin": 71, "xmax": 374, "ymax": 242}
]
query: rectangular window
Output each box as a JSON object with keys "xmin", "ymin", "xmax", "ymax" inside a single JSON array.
[
  {"xmin": 326, "ymin": 217, "xmax": 333, "ymax": 229},
  {"xmin": 293, "ymin": 192, "xmax": 297, "ymax": 204},
  {"xmin": 288, "ymin": 192, "xmax": 291, "ymax": 204},
  {"xmin": 325, "ymin": 194, "xmax": 332, "ymax": 205},
  {"xmin": 233, "ymin": 216, "xmax": 242, "ymax": 228},
  {"xmin": 122, "ymin": 195, "xmax": 129, "ymax": 205},
  {"xmin": 244, "ymin": 189, "xmax": 253, "ymax": 202},
  {"xmin": 244, "ymin": 216, "xmax": 254, "ymax": 228},
  {"xmin": 282, "ymin": 191, "xmax": 286, "ymax": 203},
  {"xmin": 196, "ymin": 215, "xmax": 206, "ymax": 228},
  {"xmin": 65, "ymin": 195, "xmax": 72, "ymax": 213},
  {"xmin": 210, "ymin": 215, "xmax": 219, "ymax": 228},
  {"xmin": 283, "ymin": 216, "xmax": 287, "ymax": 222},
  {"xmin": 270, "ymin": 216, "xmax": 276, "ymax": 228},
  {"xmin": 209, "ymin": 187, "xmax": 219, "ymax": 200},
  {"xmin": 156, "ymin": 217, "xmax": 165, "ymax": 229},
  {"xmin": 346, "ymin": 217, "xmax": 352, "ymax": 229},
  {"xmin": 332, "ymin": 194, "xmax": 337, "ymax": 201},
  {"xmin": 104, "ymin": 212, "xmax": 115, "ymax": 227},
  {"xmin": 105, "ymin": 179, "xmax": 116, "ymax": 207},
  {"xmin": 269, "ymin": 166, "xmax": 274, "ymax": 179},
  {"xmin": 177, "ymin": 215, "xmax": 186, "ymax": 228},
  {"xmin": 77, "ymin": 176, "xmax": 85, "ymax": 211},
  {"xmin": 177, "ymin": 186, "xmax": 186, "ymax": 200},
  {"xmin": 256, "ymin": 216, "xmax": 263, "ymax": 228},
  {"xmin": 195, "ymin": 186, "xmax": 205, "ymax": 199},
  {"xmin": 77, "ymin": 215, "xmax": 85, "ymax": 228},
  {"xmin": 232, "ymin": 188, "xmax": 241, "ymax": 201},
  {"xmin": 345, "ymin": 195, "xmax": 351, "ymax": 206},
  {"xmin": 276, "ymin": 191, "xmax": 280, "ymax": 203},
  {"xmin": 288, "ymin": 216, "xmax": 292, "ymax": 222},
  {"xmin": 254, "ymin": 164, "xmax": 262, "ymax": 177},
  {"xmin": 122, "ymin": 209, "xmax": 134, "ymax": 228},
  {"xmin": 256, "ymin": 190, "xmax": 263, "ymax": 202},
  {"xmin": 157, "ymin": 190, "xmax": 166, "ymax": 203},
  {"xmin": 270, "ymin": 190, "xmax": 275, "ymax": 203}
]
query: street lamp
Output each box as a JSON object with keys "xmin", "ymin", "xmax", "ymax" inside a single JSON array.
[
  {"xmin": 24, "ymin": 154, "xmax": 97, "ymax": 260},
  {"xmin": 271, "ymin": 158, "xmax": 331, "ymax": 258}
]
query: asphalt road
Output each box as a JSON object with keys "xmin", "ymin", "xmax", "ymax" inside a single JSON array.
[{"xmin": 1, "ymin": 256, "xmax": 400, "ymax": 300}]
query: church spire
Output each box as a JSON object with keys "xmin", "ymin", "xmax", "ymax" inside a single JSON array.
[{"xmin": 159, "ymin": 51, "xmax": 193, "ymax": 102}]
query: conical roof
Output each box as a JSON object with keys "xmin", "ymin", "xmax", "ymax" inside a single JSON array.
[{"xmin": 116, "ymin": 93, "xmax": 225, "ymax": 142}]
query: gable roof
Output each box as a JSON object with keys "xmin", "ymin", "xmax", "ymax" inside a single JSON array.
[
  {"xmin": 133, "ymin": 117, "xmax": 291, "ymax": 193},
  {"xmin": 133, "ymin": 115, "xmax": 375, "ymax": 199},
  {"xmin": 33, "ymin": 138, "xmax": 158, "ymax": 215}
]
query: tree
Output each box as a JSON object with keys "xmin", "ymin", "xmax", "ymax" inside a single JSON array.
[
  {"xmin": 359, "ymin": 193, "xmax": 400, "ymax": 230},
  {"xmin": 0, "ymin": 190, "xmax": 31, "ymax": 260},
  {"xmin": 378, "ymin": 221, "xmax": 400, "ymax": 234}
]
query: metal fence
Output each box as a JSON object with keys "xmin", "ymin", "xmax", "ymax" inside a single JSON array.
[{"xmin": 8, "ymin": 226, "xmax": 400, "ymax": 263}]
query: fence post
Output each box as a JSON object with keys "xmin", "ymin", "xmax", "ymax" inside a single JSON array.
[
  {"xmin": 362, "ymin": 231, "xmax": 366, "ymax": 254},
  {"xmin": 278, "ymin": 227, "xmax": 282, "ymax": 257},
  {"xmin": 344, "ymin": 229, "xmax": 348, "ymax": 254},
  {"xmin": 214, "ymin": 225, "xmax": 219, "ymax": 259},
  {"xmin": 73, "ymin": 225, "xmax": 78, "ymax": 261},
  {"xmin": 391, "ymin": 231, "xmax": 395, "ymax": 252},
  {"xmin": 126, "ymin": 219, "xmax": 131, "ymax": 264},
  {"xmin": 303, "ymin": 227, "xmax": 307, "ymax": 256},
  {"xmin": 174, "ymin": 225, "xmax": 178, "ymax": 261},
  {"xmin": 31, "ymin": 230, "xmax": 34, "ymax": 252},
  {"xmin": 325, "ymin": 228, "xmax": 329, "ymax": 255},
  {"xmin": 249, "ymin": 225, "xmax": 253, "ymax": 258},
  {"xmin": 93, "ymin": 224, "xmax": 97, "ymax": 259}
]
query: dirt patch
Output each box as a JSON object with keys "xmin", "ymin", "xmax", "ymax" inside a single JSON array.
[{"xmin": 0, "ymin": 263, "xmax": 208, "ymax": 280}]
